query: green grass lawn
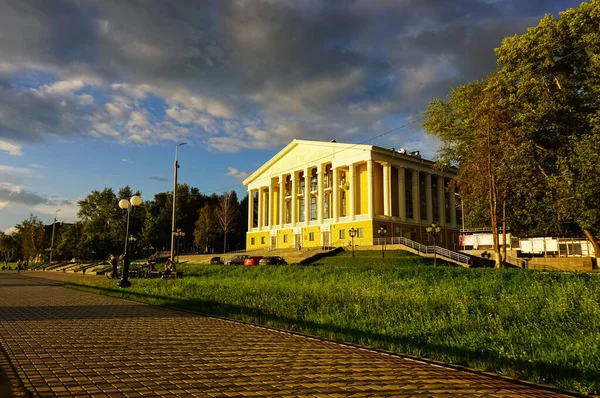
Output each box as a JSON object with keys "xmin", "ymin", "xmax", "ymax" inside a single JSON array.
[{"xmin": 67, "ymin": 250, "xmax": 600, "ymax": 394}]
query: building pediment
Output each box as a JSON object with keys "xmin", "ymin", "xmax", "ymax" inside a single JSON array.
[{"xmin": 243, "ymin": 139, "xmax": 372, "ymax": 187}]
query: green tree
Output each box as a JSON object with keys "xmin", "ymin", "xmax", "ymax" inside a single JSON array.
[
  {"xmin": 494, "ymin": 1, "xmax": 600, "ymax": 255},
  {"xmin": 0, "ymin": 231, "xmax": 20, "ymax": 266},
  {"xmin": 14, "ymin": 215, "xmax": 45, "ymax": 262},
  {"xmin": 216, "ymin": 191, "xmax": 240, "ymax": 253},
  {"xmin": 194, "ymin": 205, "xmax": 219, "ymax": 253}
]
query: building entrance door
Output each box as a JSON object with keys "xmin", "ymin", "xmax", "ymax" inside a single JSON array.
[
  {"xmin": 322, "ymin": 231, "xmax": 330, "ymax": 248},
  {"xmin": 271, "ymin": 236, "xmax": 277, "ymax": 250},
  {"xmin": 295, "ymin": 234, "xmax": 302, "ymax": 250}
]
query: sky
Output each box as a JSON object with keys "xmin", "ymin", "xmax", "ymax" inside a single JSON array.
[{"xmin": 0, "ymin": 0, "xmax": 584, "ymax": 232}]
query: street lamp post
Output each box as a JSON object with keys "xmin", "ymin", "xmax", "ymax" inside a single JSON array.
[
  {"xmin": 173, "ymin": 229, "xmax": 186, "ymax": 264},
  {"xmin": 426, "ymin": 222, "xmax": 441, "ymax": 266},
  {"xmin": 49, "ymin": 209, "xmax": 60, "ymax": 264},
  {"xmin": 455, "ymin": 193, "xmax": 465, "ymax": 250},
  {"xmin": 128, "ymin": 235, "xmax": 137, "ymax": 257},
  {"xmin": 348, "ymin": 228, "xmax": 357, "ymax": 257},
  {"xmin": 171, "ymin": 142, "xmax": 187, "ymax": 263},
  {"xmin": 118, "ymin": 195, "xmax": 143, "ymax": 288},
  {"xmin": 378, "ymin": 226, "xmax": 387, "ymax": 258}
]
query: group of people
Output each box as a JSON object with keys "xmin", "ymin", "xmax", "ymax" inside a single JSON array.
[
  {"xmin": 106, "ymin": 254, "xmax": 175, "ymax": 279},
  {"xmin": 16, "ymin": 259, "xmax": 29, "ymax": 272}
]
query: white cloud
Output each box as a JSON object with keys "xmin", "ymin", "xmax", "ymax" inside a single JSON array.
[
  {"xmin": 0, "ymin": 140, "xmax": 22, "ymax": 156},
  {"xmin": 127, "ymin": 111, "xmax": 149, "ymax": 128},
  {"xmin": 0, "ymin": 165, "xmax": 31, "ymax": 185},
  {"xmin": 41, "ymin": 79, "xmax": 85, "ymax": 95},
  {"xmin": 94, "ymin": 122, "xmax": 120, "ymax": 137},
  {"xmin": 226, "ymin": 167, "xmax": 250, "ymax": 180}
]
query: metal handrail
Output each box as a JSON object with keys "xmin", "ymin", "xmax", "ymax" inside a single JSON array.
[{"xmin": 339, "ymin": 236, "xmax": 471, "ymax": 264}]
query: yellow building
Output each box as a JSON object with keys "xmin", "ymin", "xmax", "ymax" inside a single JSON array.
[{"xmin": 243, "ymin": 139, "xmax": 461, "ymax": 250}]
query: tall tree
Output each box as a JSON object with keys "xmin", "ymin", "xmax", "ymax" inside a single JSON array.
[
  {"xmin": 215, "ymin": 191, "xmax": 240, "ymax": 253},
  {"xmin": 194, "ymin": 205, "xmax": 219, "ymax": 253},
  {"xmin": 14, "ymin": 215, "xmax": 45, "ymax": 261},
  {"xmin": 0, "ymin": 231, "xmax": 20, "ymax": 266}
]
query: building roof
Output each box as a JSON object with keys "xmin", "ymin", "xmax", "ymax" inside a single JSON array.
[{"xmin": 243, "ymin": 138, "xmax": 446, "ymax": 187}]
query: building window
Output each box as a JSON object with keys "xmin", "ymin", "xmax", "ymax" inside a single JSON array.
[
  {"xmin": 299, "ymin": 178, "xmax": 305, "ymax": 195},
  {"xmin": 395, "ymin": 226, "xmax": 401, "ymax": 236},
  {"xmin": 285, "ymin": 202, "xmax": 291, "ymax": 224},
  {"xmin": 341, "ymin": 191, "xmax": 346, "ymax": 217},
  {"xmin": 283, "ymin": 234, "xmax": 288, "ymax": 243},
  {"xmin": 339, "ymin": 229, "xmax": 345, "ymax": 239},
  {"xmin": 310, "ymin": 196, "xmax": 317, "ymax": 220},
  {"xmin": 357, "ymin": 228, "xmax": 364, "ymax": 238},
  {"xmin": 324, "ymin": 194, "xmax": 330, "ymax": 219},
  {"xmin": 251, "ymin": 238, "xmax": 255, "ymax": 245},
  {"xmin": 309, "ymin": 232, "xmax": 315, "ymax": 241},
  {"xmin": 261, "ymin": 236, "xmax": 265, "ymax": 244},
  {"xmin": 310, "ymin": 169, "xmax": 318, "ymax": 192},
  {"xmin": 405, "ymin": 170, "xmax": 413, "ymax": 219},
  {"xmin": 299, "ymin": 199, "xmax": 305, "ymax": 222}
]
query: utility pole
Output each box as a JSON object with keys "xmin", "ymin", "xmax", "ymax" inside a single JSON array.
[
  {"xmin": 49, "ymin": 209, "xmax": 60, "ymax": 264},
  {"xmin": 170, "ymin": 143, "xmax": 186, "ymax": 262}
]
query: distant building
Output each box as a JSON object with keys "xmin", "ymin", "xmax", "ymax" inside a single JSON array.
[{"xmin": 243, "ymin": 139, "xmax": 462, "ymax": 250}]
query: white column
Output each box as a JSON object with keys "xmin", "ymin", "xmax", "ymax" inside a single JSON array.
[
  {"xmin": 291, "ymin": 172, "xmax": 297, "ymax": 227},
  {"xmin": 437, "ymin": 175, "xmax": 445, "ymax": 226},
  {"xmin": 349, "ymin": 164, "xmax": 356, "ymax": 220},
  {"xmin": 411, "ymin": 170, "xmax": 420, "ymax": 222},
  {"xmin": 367, "ymin": 160, "xmax": 374, "ymax": 219},
  {"xmin": 425, "ymin": 173, "xmax": 433, "ymax": 223},
  {"xmin": 248, "ymin": 189, "xmax": 254, "ymax": 231},
  {"xmin": 317, "ymin": 164, "xmax": 324, "ymax": 223},
  {"xmin": 398, "ymin": 167, "xmax": 406, "ymax": 220},
  {"xmin": 268, "ymin": 182, "xmax": 273, "ymax": 228},
  {"xmin": 333, "ymin": 167, "xmax": 339, "ymax": 222},
  {"xmin": 383, "ymin": 162, "xmax": 391, "ymax": 217},
  {"xmin": 449, "ymin": 184, "xmax": 457, "ymax": 227},
  {"xmin": 258, "ymin": 187, "xmax": 263, "ymax": 229},
  {"xmin": 304, "ymin": 167, "xmax": 310, "ymax": 224},
  {"xmin": 280, "ymin": 175, "xmax": 285, "ymax": 228}
]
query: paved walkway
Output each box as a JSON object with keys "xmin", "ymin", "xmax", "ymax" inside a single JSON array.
[{"xmin": 0, "ymin": 272, "xmax": 574, "ymax": 397}]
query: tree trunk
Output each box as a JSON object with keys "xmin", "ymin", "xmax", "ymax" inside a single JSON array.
[
  {"xmin": 487, "ymin": 122, "xmax": 502, "ymax": 268},
  {"xmin": 502, "ymin": 199, "xmax": 507, "ymax": 264},
  {"xmin": 583, "ymin": 229, "xmax": 599, "ymax": 259},
  {"xmin": 223, "ymin": 232, "xmax": 227, "ymax": 254}
]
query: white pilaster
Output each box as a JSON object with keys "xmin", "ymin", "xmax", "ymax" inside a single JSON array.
[
  {"xmin": 248, "ymin": 189, "xmax": 254, "ymax": 231},
  {"xmin": 437, "ymin": 175, "xmax": 445, "ymax": 226},
  {"xmin": 425, "ymin": 173, "xmax": 433, "ymax": 223},
  {"xmin": 317, "ymin": 164, "xmax": 324, "ymax": 223},
  {"xmin": 291, "ymin": 172, "xmax": 297, "ymax": 227},
  {"xmin": 304, "ymin": 167, "xmax": 310, "ymax": 224},
  {"xmin": 268, "ymin": 183, "xmax": 273, "ymax": 227},
  {"xmin": 383, "ymin": 162, "xmax": 391, "ymax": 216},
  {"xmin": 367, "ymin": 160, "xmax": 374, "ymax": 219},
  {"xmin": 398, "ymin": 167, "xmax": 406, "ymax": 220},
  {"xmin": 280, "ymin": 175, "xmax": 285, "ymax": 228},
  {"xmin": 411, "ymin": 170, "xmax": 420, "ymax": 222},
  {"xmin": 333, "ymin": 167, "xmax": 339, "ymax": 222},
  {"xmin": 258, "ymin": 188, "xmax": 263, "ymax": 229},
  {"xmin": 349, "ymin": 164, "xmax": 356, "ymax": 220}
]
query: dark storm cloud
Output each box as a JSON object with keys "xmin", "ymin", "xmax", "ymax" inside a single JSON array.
[
  {"xmin": 0, "ymin": 0, "xmax": 586, "ymax": 148},
  {"xmin": 0, "ymin": 185, "xmax": 47, "ymax": 206}
]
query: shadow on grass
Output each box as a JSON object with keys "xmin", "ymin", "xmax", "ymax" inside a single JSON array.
[{"xmin": 70, "ymin": 282, "xmax": 594, "ymax": 394}]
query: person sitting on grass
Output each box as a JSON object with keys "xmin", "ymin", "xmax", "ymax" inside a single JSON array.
[{"xmin": 163, "ymin": 259, "xmax": 174, "ymax": 278}]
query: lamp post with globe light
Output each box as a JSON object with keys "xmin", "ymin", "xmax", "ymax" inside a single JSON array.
[
  {"xmin": 171, "ymin": 142, "xmax": 187, "ymax": 263},
  {"xmin": 174, "ymin": 229, "xmax": 186, "ymax": 264},
  {"xmin": 378, "ymin": 225, "xmax": 387, "ymax": 258},
  {"xmin": 426, "ymin": 222, "xmax": 441, "ymax": 266},
  {"xmin": 49, "ymin": 209, "xmax": 60, "ymax": 264},
  {"xmin": 348, "ymin": 228, "xmax": 357, "ymax": 257},
  {"xmin": 455, "ymin": 192, "xmax": 465, "ymax": 250},
  {"xmin": 118, "ymin": 195, "xmax": 142, "ymax": 288}
]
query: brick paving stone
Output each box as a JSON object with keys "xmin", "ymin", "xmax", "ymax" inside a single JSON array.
[{"xmin": 0, "ymin": 272, "xmax": 578, "ymax": 397}]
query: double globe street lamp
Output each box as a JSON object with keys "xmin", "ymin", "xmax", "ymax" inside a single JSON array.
[
  {"xmin": 348, "ymin": 228, "xmax": 357, "ymax": 257},
  {"xmin": 118, "ymin": 195, "xmax": 142, "ymax": 288},
  {"xmin": 426, "ymin": 222, "xmax": 441, "ymax": 266}
]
